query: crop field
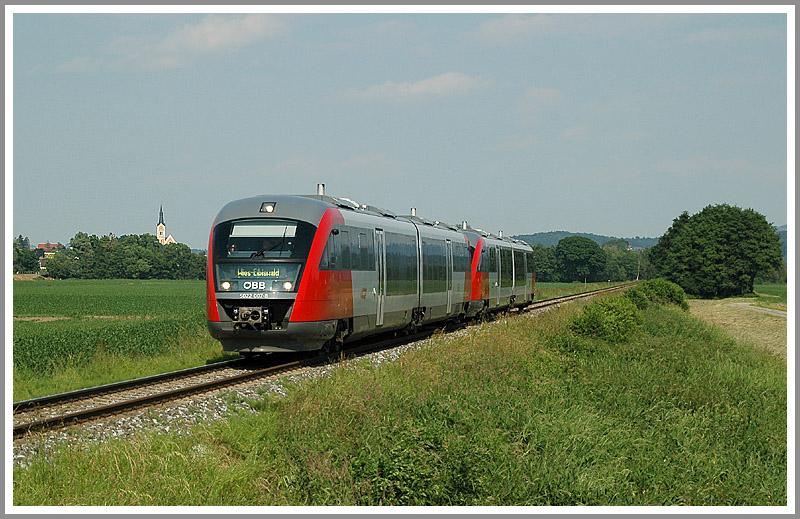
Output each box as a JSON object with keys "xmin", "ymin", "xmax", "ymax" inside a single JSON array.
[
  {"xmin": 12, "ymin": 280, "xmax": 221, "ymax": 400},
  {"xmin": 13, "ymin": 279, "xmax": 624, "ymax": 400}
]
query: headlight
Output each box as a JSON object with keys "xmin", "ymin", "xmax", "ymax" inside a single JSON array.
[
  {"xmin": 221, "ymin": 281, "xmax": 231, "ymax": 290},
  {"xmin": 283, "ymin": 281, "xmax": 293, "ymax": 290}
]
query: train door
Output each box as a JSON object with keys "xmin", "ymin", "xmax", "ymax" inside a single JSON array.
[
  {"xmin": 375, "ymin": 229, "xmax": 386, "ymax": 327},
  {"xmin": 495, "ymin": 245, "xmax": 502, "ymax": 306},
  {"xmin": 445, "ymin": 239, "xmax": 453, "ymax": 314}
]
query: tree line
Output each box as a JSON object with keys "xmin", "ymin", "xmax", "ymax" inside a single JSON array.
[
  {"xmin": 14, "ymin": 232, "xmax": 207, "ymax": 280},
  {"xmin": 15, "ymin": 203, "xmax": 782, "ymax": 294},
  {"xmin": 528, "ymin": 236, "xmax": 656, "ymax": 283}
]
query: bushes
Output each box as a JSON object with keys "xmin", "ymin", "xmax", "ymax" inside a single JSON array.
[
  {"xmin": 570, "ymin": 296, "xmax": 642, "ymax": 343},
  {"xmin": 631, "ymin": 279, "xmax": 689, "ymax": 310},
  {"xmin": 571, "ymin": 279, "xmax": 687, "ymax": 344}
]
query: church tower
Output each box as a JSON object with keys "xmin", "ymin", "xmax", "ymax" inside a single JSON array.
[
  {"xmin": 156, "ymin": 205, "xmax": 166, "ymax": 244},
  {"xmin": 156, "ymin": 205, "xmax": 176, "ymax": 245}
]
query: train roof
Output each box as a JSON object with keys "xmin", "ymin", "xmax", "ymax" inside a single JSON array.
[{"xmin": 214, "ymin": 193, "xmax": 529, "ymax": 249}]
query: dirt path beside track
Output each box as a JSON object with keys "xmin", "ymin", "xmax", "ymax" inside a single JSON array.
[{"xmin": 688, "ymin": 298, "xmax": 787, "ymax": 358}]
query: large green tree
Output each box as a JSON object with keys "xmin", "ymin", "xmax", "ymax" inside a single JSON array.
[
  {"xmin": 12, "ymin": 235, "xmax": 39, "ymax": 273},
  {"xmin": 554, "ymin": 236, "xmax": 607, "ymax": 282},
  {"xmin": 530, "ymin": 244, "xmax": 559, "ymax": 281},
  {"xmin": 650, "ymin": 204, "xmax": 782, "ymax": 297}
]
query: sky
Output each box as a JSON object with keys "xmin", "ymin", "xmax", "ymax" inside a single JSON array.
[{"xmin": 12, "ymin": 13, "xmax": 788, "ymax": 249}]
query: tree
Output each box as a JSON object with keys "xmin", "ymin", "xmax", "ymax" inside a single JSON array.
[
  {"xmin": 12, "ymin": 235, "xmax": 38, "ymax": 273},
  {"xmin": 554, "ymin": 236, "xmax": 607, "ymax": 282},
  {"xmin": 530, "ymin": 244, "xmax": 559, "ymax": 281},
  {"xmin": 650, "ymin": 204, "xmax": 782, "ymax": 297}
]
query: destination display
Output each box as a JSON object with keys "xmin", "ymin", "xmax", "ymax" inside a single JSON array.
[{"xmin": 215, "ymin": 262, "xmax": 301, "ymax": 292}]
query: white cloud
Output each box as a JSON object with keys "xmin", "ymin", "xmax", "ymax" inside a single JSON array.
[
  {"xmin": 140, "ymin": 15, "xmax": 286, "ymax": 68},
  {"xmin": 560, "ymin": 125, "xmax": 589, "ymax": 141},
  {"xmin": 521, "ymin": 87, "xmax": 561, "ymax": 112},
  {"xmin": 59, "ymin": 15, "xmax": 286, "ymax": 71},
  {"xmin": 348, "ymin": 72, "xmax": 490, "ymax": 100}
]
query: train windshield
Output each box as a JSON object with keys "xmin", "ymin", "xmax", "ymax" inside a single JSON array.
[{"xmin": 214, "ymin": 219, "xmax": 315, "ymax": 261}]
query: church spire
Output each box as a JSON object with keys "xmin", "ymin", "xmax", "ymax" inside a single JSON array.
[{"xmin": 158, "ymin": 205, "xmax": 165, "ymax": 226}]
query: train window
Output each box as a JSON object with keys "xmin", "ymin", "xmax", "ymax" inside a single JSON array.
[
  {"xmin": 214, "ymin": 219, "xmax": 315, "ymax": 261},
  {"xmin": 500, "ymin": 248, "xmax": 513, "ymax": 287},
  {"xmin": 526, "ymin": 252, "xmax": 534, "ymax": 273},
  {"xmin": 422, "ymin": 238, "xmax": 446, "ymax": 293},
  {"xmin": 489, "ymin": 247, "xmax": 497, "ymax": 272},
  {"xmin": 339, "ymin": 230, "xmax": 351, "ymax": 270},
  {"xmin": 386, "ymin": 232, "xmax": 417, "ymax": 295},
  {"xmin": 453, "ymin": 243, "xmax": 469, "ymax": 272},
  {"xmin": 356, "ymin": 232, "xmax": 375, "ymax": 271},
  {"xmin": 514, "ymin": 250, "xmax": 526, "ymax": 284},
  {"xmin": 478, "ymin": 246, "xmax": 488, "ymax": 273},
  {"xmin": 319, "ymin": 230, "xmax": 338, "ymax": 270}
]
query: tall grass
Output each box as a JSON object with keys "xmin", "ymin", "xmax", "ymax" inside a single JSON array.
[{"xmin": 14, "ymin": 294, "xmax": 786, "ymax": 506}]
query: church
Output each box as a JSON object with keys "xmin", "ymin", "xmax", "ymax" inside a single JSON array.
[{"xmin": 156, "ymin": 205, "xmax": 177, "ymax": 245}]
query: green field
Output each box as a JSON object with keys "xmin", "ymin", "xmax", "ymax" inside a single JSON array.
[
  {"xmin": 14, "ymin": 288, "xmax": 786, "ymax": 505},
  {"xmin": 752, "ymin": 283, "xmax": 787, "ymax": 311},
  {"xmin": 12, "ymin": 280, "xmax": 223, "ymax": 400},
  {"xmin": 13, "ymin": 279, "xmax": 623, "ymax": 400}
]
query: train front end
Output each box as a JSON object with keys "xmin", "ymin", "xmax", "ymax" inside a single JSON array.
[{"xmin": 206, "ymin": 196, "xmax": 338, "ymax": 353}]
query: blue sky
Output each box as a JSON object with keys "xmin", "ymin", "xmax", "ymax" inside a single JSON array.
[{"xmin": 13, "ymin": 13, "xmax": 787, "ymax": 249}]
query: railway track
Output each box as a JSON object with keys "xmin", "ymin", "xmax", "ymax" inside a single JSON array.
[{"xmin": 13, "ymin": 282, "xmax": 632, "ymax": 439}]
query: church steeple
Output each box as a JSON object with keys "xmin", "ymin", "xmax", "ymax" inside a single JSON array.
[{"xmin": 156, "ymin": 204, "xmax": 176, "ymax": 245}]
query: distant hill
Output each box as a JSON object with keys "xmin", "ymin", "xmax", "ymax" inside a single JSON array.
[
  {"xmin": 776, "ymin": 225, "xmax": 786, "ymax": 257},
  {"xmin": 514, "ymin": 231, "xmax": 658, "ymax": 249}
]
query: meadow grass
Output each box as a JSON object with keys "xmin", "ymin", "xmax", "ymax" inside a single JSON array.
[
  {"xmin": 752, "ymin": 283, "xmax": 787, "ymax": 311},
  {"xmin": 14, "ymin": 295, "xmax": 786, "ymax": 506},
  {"xmin": 536, "ymin": 282, "xmax": 617, "ymax": 300}
]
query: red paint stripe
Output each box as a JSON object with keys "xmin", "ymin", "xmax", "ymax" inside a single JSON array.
[
  {"xmin": 291, "ymin": 208, "xmax": 353, "ymax": 322},
  {"xmin": 206, "ymin": 226, "xmax": 220, "ymax": 322},
  {"xmin": 470, "ymin": 238, "xmax": 488, "ymax": 302}
]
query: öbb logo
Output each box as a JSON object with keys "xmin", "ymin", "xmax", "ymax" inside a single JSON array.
[{"xmin": 242, "ymin": 281, "xmax": 267, "ymax": 290}]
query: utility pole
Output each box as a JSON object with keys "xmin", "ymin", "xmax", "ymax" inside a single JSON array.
[{"xmin": 636, "ymin": 250, "xmax": 640, "ymax": 281}]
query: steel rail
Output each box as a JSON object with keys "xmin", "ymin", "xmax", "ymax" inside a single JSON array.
[{"xmin": 13, "ymin": 357, "xmax": 246, "ymax": 412}]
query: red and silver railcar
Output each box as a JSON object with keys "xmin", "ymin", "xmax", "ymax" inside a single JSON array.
[{"xmin": 464, "ymin": 227, "xmax": 536, "ymax": 317}]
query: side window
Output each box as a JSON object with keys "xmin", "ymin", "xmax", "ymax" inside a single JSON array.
[
  {"xmin": 339, "ymin": 229, "xmax": 351, "ymax": 270},
  {"xmin": 479, "ymin": 246, "xmax": 488, "ymax": 273},
  {"xmin": 526, "ymin": 252, "xmax": 534, "ymax": 273},
  {"xmin": 489, "ymin": 247, "xmax": 497, "ymax": 272},
  {"xmin": 501, "ymin": 248, "xmax": 513, "ymax": 287},
  {"xmin": 514, "ymin": 250, "xmax": 526, "ymax": 283},
  {"xmin": 357, "ymin": 232, "xmax": 375, "ymax": 271},
  {"xmin": 320, "ymin": 231, "xmax": 337, "ymax": 270}
]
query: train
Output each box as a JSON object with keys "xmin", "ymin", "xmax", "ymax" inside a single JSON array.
[{"xmin": 206, "ymin": 187, "xmax": 536, "ymax": 354}]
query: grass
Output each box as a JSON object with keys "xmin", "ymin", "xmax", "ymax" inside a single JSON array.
[
  {"xmin": 14, "ymin": 294, "xmax": 786, "ymax": 506},
  {"xmin": 688, "ymin": 298, "xmax": 787, "ymax": 358},
  {"xmin": 13, "ymin": 279, "xmax": 620, "ymax": 401},
  {"xmin": 536, "ymin": 281, "xmax": 618, "ymax": 300},
  {"xmin": 752, "ymin": 283, "xmax": 787, "ymax": 311}
]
